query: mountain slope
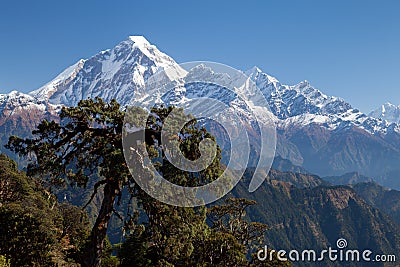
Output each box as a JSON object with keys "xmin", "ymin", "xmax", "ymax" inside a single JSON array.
[
  {"xmin": 324, "ymin": 172, "xmax": 374, "ymax": 185},
  {"xmin": 0, "ymin": 91, "xmax": 60, "ymax": 160},
  {"xmin": 352, "ymin": 182, "xmax": 400, "ymax": 224},
  {"xmin": 226, "ymin": 170, "xmax": 400, "ymax": 267},
  {"xmin": 271, "ymin": 156, "xmax": 310, "ymax": 174}
]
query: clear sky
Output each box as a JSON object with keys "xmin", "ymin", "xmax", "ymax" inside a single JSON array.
[{"xmin": 0, "ymin": 0, "xmax": 399, "ymax": 113}]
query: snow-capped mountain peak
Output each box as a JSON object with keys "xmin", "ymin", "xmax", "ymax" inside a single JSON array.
[
  {"xmin": 128, "ymin": 35, "xmax": 150, "ymax": 45},
  {"xmin": 369, "ymin": 102, "xmax": 400, "ymax": 124},
  {"xmin": 123, "ymin": 35, "xmax": 178, "ymax": 68},
  {"xmin": 28, "ymin": 36, "xmax": 181, "ymax": 107},
  {"xmin": 245, "ymin": 66, "xmax": 279, "ymax": 85}
]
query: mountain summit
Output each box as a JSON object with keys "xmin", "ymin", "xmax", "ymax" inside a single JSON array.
[{"xmin": 29, "ymin": 36, "xmax": 179, "ymax": 107}]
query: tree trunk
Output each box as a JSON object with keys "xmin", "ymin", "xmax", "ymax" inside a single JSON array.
[{"xmin": 83, "ymin": 180, "xmax": 119, "ymax": 267}]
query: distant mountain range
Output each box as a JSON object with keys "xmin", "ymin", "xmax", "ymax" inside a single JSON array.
[
  {"xmin": 1, "ymin": 36, "xmax": 400, "ymax": 190},
  {"xmin": 324, "ymin": 172, "xmax": 374, "ymax": 186}
]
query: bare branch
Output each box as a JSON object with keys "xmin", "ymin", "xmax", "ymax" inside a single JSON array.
[
  {"xmin": 82, "ymin": 179, "xmax": 108, "ymax": 210},
  {"xmin": 112, "ymin": 208, "xmax": 124, "ymax": 222}
]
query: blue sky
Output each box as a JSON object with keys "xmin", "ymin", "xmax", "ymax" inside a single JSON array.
[{"xmin": 0, "ymin": 0, "xmax": 399, "ymax": 113}]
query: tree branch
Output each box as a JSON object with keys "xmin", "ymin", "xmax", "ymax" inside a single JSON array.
[{"xmin": 82, "ymin": 179, "xmax": 108, "ymax": 210}]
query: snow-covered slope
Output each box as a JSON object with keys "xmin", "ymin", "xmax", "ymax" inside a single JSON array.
[
  {"xmin": 0, "ymin": 90, "xmax": 60, "ymax": 122},
  {"xmin": 0, "ymin": 91, "xmax": 60, "ymax": 155},
  {"xmin": 369, "ymin": 103, "xmax": 400, "ymax": 124},
  {"xmin": 1, "ymin": 90, "xmax": 52, "ymax": 111},
  {"xmin": 29, "ymin": 59, "xmax": 86, "ymax": 101}
]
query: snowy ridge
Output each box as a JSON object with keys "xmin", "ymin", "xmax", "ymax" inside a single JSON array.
[
  {"xmin": 246, "ymin": 67, "xmax": 400, "ymax": 134},
  {"xmin": 30, "ymin": 59, "xmax": 86, "ymax": 101},
  {"xmin": 1, "ymin": 90, "xmax": 48, "ymax": 113},
  {"xmin": 0, "ymin": 90, "xmax": 61, "ymax": 128}
]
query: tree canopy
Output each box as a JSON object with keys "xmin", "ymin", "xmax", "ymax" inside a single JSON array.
[{"xmin": 0, "ymin": 154, "xmax": 90, "ymax": 266}]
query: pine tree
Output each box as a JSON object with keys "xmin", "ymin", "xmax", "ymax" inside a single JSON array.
[
  {"xmin": 7, "ymin": 98, "xmax": 128, "ymax": 267},
  {"xmin": 6, "ymin": 99, "xmax": 227, "ymax": 266}
]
